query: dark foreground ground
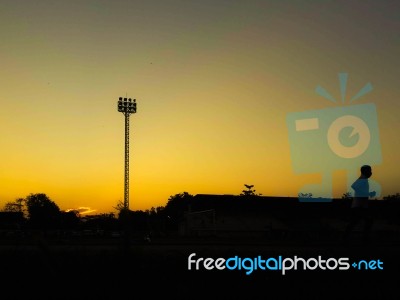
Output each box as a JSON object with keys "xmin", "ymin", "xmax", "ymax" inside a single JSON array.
[{"xmin": 1, "ymin": 235, "xmax": 399, "ymax": 300}]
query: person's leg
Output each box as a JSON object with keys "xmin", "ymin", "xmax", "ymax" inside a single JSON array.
[
  {"xmin": 343, "ymin": 208, "xmax": 360, "ymax": 244},
  {"xmin": 362, "ymin": 209, "xmax": 373, "ymax": 244}
]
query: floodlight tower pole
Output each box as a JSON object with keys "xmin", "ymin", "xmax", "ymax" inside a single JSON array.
[
  {"xmin": 124, "ymin": 112, "xmax": 130, "ymax": 210},
  {"xmin": 117, "ymin": 97, "xmax": 137, "ymax": 211}
]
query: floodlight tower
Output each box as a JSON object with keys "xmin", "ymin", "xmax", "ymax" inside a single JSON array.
[{"xmin": 117, "ymin": 97, "xmax": 137, "ymax": 210}]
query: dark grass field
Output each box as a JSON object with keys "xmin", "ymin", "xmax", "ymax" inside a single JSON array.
[{"xmin": 1, "ymin": 235, "xmax": 399, "ymax": 299}]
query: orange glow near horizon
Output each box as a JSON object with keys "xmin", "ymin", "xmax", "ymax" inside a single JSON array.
[{"xmin": 1, "ymin": 1, "xmax": 400, "ymax": 214}]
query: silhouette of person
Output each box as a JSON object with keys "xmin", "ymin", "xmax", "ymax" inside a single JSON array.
[{"xmin": 343, "ymin": 165, "xmax": 376, "ymax": 244}]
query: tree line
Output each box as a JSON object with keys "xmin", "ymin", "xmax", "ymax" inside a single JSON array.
[
  {"xmin": 3, "ymin": 186, "xmax": 400, "ymax": 234},
  {"xmin": 0, "ymin": 185, "xmax": 261, "ymax": 233}
]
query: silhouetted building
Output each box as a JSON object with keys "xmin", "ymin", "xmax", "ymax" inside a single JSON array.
[{"xmin": 178, "ymin": 194, "xmax": 400, "ymax": 243}]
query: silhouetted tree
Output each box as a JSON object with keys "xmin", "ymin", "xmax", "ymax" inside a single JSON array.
[
  {"xmin": 81, "ymin": 213, "xmax": 118, "ymax": 232},
  {"xmin": 113, "ymin": 200, "xmax": 125, "ymax": 214},
  {"xmin": 240, "ymin": 184, "xmax": 261, "ymax": 197},
  {"xmin": 128, "ymin": 210, "xmax": 149, "ymax": 231},
  {"xmin": 383, "ymin": 193, "xmax": 400, "ymax": 201},
  {"xmin": 382, "ymin": 193, "xmax": 400, "ymax": 226},
  {"xmin": 112, "ymin": 199, "xmax": 130, "ymax": 226},
  {"xmin": 165, "ymin": 192, "xmax": 193, "ymax": 211},
  {"xmin": 145, "ymin": 206, "xmax": 166, "ymax": 236},
  {"xmin": 342, "ymin": 192, "xmax": 352, "ymax": 200},
  {"xmin": 298, "ymin": 192, "xmax": 313, "ymax": 198},
  {"xmin": 113, "ymin": 200, "xmax": 134, "ymax": 224},
  {"xmin": 25, "ymin": 193, "xmax": 61, "ymax": 230},
  {"xmin": 3, "ymin": 198, "xmax": 26, "ymax": 215},
  {"xmin": 164, "ymin": 192, "xmax": 193, "ymax": 229},
  {"xmin": 59, "ymin": 210, "xmax": 81, "ymax": 231}
]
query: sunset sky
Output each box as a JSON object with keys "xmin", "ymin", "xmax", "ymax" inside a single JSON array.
[{"xmin": 1, "ymin": 0, "xmax": 399, "ymax": 214}]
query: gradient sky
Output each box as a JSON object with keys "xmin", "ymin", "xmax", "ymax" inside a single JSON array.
[{"xmin": 1, "ymin": 0, "xmax": 399, "ymax": 214}]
